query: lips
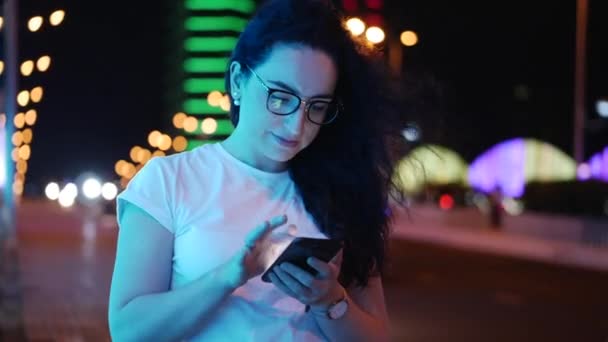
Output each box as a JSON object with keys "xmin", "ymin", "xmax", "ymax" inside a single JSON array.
[{"xmin": 272, "ymin": 133, "xmax": 299, "ymax": 148}]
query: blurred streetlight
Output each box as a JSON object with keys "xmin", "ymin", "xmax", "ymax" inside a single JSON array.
[
  {"xmin": 365, "ymin": 26, "xmax": 385, "ymax": 44},
  {"xmin": 36, "ymin": 55, "xmax": 51, "ymax": 72},
  {"xmin": 173, "ymin": 112, "xmax": 187, "ymax": 129},
  {"xmin": 148, "ymin": 130, "xmax": 161, "ymax": 147},
  {"xmin": 207, "ymin": 91, "xmax": 223, "ymax": 107},
  {"xmin": 596, "ymin": 99, "xmax": 608, "ymax": 118},
  {"xmin": 20, "ymin": 60, "xmax": 34, "ymax": 76},
  {"xmin": 172, "ymin": 136, "xmax": 188, "ymax": 152},
  {"xmin": 82, "ymin": 178, "xmax": 102, "ymax": 200},
  {"xmin": 345, "ymin": 17, "xmax": 366, "ymax": 36},
  {"xmin": 158, "ymin": 135, "xmax": 172, "ymax": 151},
  {"xmin": 30, "ymin": 86, "xmax": 43, "ymax": 103},
  {"xmin": 25, "ymin": 109, "xmax": 37, "ymax": 125},
  {"xmin": 400, "ymin": 30, "xmax": 418, "ymax": 47},
  {"xmin": 17, "ymin": 91, "xmax": 29, "ymax": 107},
  {"xmin": 27, "ymin": 16, "xmax": 43, "ymax": 32},
  {"xmin": 101, "ymin": 182, "xmax": 118, "ymax": 200},
  {"xmin": 219, "ymin": 95, "xmax": 231, "ymax": 111},
  {"xmin": 49, "ymin": 10, "xmax": 65, "ymax": 26},
  {"xmin": 183, "ymin": 116, "xmax": 198, "ymax": 133},
  {"xmin": 45, "ymin": 182, "xmax": 60, "ymax": 200},
  {"xmin": 201, "ymin": 118, "xmax": 218, "ymax": 134}
]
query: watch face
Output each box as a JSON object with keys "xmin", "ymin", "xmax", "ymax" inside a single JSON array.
[{"xmin": 328, "ymin": 300, "xmax": 348, "ymax": 319}]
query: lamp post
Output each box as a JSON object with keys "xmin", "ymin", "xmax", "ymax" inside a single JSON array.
[{"xmin": 573, "ymin": 0, "xmax": 588, "ymax": 164}]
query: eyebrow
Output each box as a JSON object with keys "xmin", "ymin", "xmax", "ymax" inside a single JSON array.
[{"xmin": 267, "ymin": 80, "xmax": 334, "ymax": 100}]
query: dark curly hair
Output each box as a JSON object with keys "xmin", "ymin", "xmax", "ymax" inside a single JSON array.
[{"xmin": 225, "ymin": 0, "xmax": 409, "ymax": 288}]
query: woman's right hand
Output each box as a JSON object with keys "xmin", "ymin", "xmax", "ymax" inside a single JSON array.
[{"xmin": 223, "ymin": 215, "xmax": 289, "ymax": 289}]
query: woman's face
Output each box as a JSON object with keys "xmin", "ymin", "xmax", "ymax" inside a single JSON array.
[{"xmin": 232, "ymin": 44, "xmax": 338, "ymax": 170}]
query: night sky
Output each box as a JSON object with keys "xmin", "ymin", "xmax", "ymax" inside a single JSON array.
[{"xmin": 14, "ymin": 0, "xmax": 608, "ymax": 192}]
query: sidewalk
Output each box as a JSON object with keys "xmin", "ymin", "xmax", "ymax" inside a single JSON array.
[{"xmin": 391, "ymin": 204, "xmax": 608, "ymax": 272}]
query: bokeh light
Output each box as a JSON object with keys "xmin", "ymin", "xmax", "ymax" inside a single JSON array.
[
  {"xmin": 49, "ymin": 10, "xmax": 66, "ymax": 26},
  {"xmin": 12, "ymin": 131, "xmax": 24, "ymax": 146},
  {"xmin": 22, "ymin": 128, "xmax": 33, "ymax": 144},
  {"xmin": 36, "ymin": 55, "xmax": 51, "ymax": 72},
  {"xmin": 207, "ymin": 91, "xmax": 223, "ymax": 107},
  {"xmin": 30, "ymin": 86, "xmax": 44, "ymax": 103},
  {"xmin": 183, "ymin": 116, "xmax": 198, "ymax": 133},
  {"xmin": 14, "ymin": 113, "xmax": 25, "ymax": 128},
  {"xmin": 28, "ymin": 16, "xmax": 43, "ymax": 32},
  {"xmin": 45, "ymin": 182, "xmax": 61, "ymax": 200},
  {"xmin": 172, "ymin": 136, "xmax": 188, "ymax": 152},
  {"xmin": 400, "ymin": 30, "xmax": 419, "ymax": 47},
  {"xmin": 597, "ymin": 99, "xmax": 608, "ymax": 118},
  {"xmin": 345, "ymin": 17, "xmax": 366, "ymax": 36},
  {"xmin": 115, "ymin": 160, "xmax": 127, "ymax": 176},
  {"xmin": 219, "ymin": 95, "xmax": 231, "ymax": 111},
  {"xmin": 365, "ymin": 26, "xmax": 385, "ymax": 44},
  {"xmin": 158, "ymin": 135, "xmax": 172, "ymax": 151},
  {"xmin": 101, "ymin": 182, "xmax": 118, "ymax": 200},
  {"xmin": 82, "ymin": 178, "xmax": 102, "ymax": 199},
  {"xmin": 20, "ymin": 60, "xmax": 34, "ymax": 76},
  {"xmin": 16, "ymin": 159, "xmax": 28, "ymax": 174},
  {"xmin": 201, "ymin": 118, "xmax": 218, "ymax": 134},
  {"xmin": 17, "ymin": 91, "xmax": 30, "ymax": 107},
  {"xmin": 130, "ymin": 146, "xmax": 142, "ymax": 162},
  {"xmin": 173, "ymin": 112, "xmax": 187, "ymax": 129},
  {"xmin": 148, "ymin": 130, "xmax": 161, "ymax": 148},
  {"xmin": 18, "ymin": 144, "xmax": 31, "ymax": 161},
  {"xmin": 25, "ymin": 109, "xmax": 37, "ymax": 126}
]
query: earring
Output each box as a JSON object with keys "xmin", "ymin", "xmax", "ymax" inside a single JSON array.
[{"xmin": 233, "ymin": 92, "xmax": 240, "ymax": 106}]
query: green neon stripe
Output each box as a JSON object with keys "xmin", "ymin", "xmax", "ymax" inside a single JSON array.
[
  {"xmin": 185, "ymin": 17, "xmax": 248, "ymax": 32},
  {"xmin": 185, "ymin": 0, "xmax": 255, "ymax": 13},
  {"xmin": 183, "ymin": 99, "xmax": 228, "ymax": 114},
  {"xmin": 187, "ymin": 139, "xmax": 222, "ymax": 151},
  {"xmin": 184, "ymin": 37, "xmax": 238, "ymax": 52},
  {"xmin": 183, "ymin": 78, "xmax": 225, "ymax": 93},
  {"xmin": 183, "ymin": 57, "xmax": 229, "ymax": 73}
]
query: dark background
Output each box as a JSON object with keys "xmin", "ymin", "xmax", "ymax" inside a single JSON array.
[{"xmin": 14, "ymin": 0, "xmax": 608, "ymax": 190}]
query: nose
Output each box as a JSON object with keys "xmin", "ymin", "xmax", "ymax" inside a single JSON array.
[{"xmin": 285, "ymin": 103, "xmax": 308, "ymax": 136}]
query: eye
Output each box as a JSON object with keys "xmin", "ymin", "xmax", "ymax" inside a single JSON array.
[
  {"xmin": 311, "ymin": 103, "xmax": 329, "ymax": 111},
  {"xmin": 269, "ymin": 98, "xmax": 284, "ymax": 109}
]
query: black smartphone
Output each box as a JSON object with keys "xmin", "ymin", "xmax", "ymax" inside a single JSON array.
[{"xmin": 261, "ymin": 237, "xmax": 342, "ymax": 283}]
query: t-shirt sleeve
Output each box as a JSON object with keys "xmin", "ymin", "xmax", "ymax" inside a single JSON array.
[{"xmin": 116, "ymin": 157, "xmax": 175, "ymax": 234}]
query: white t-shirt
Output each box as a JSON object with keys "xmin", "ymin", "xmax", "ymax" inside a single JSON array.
[{"xmin": 117, "ymin": 142, "xmax": 329, "ymax": 341}]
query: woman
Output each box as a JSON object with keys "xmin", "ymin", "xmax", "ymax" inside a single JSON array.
[{"xmin": 108, "ymin": 0, "xmax": 407, "ymax": 340}]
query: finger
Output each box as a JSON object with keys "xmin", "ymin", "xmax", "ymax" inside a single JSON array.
[
  {"xmin": 330, "ymin": 248, "xmax": 343, "ymax": 267},
  {"xmin": 307, "ymin": 257, "xmax": 333, "ymax": 279},
  {"xmin": 269, "ymin": 270, "xmax": 300, "ymax": 299},
  {"xmin": 280, "ymin": 263, "xmax": 315, "ymax": 288},
  {"xmin": 274, "ymin": 265, "xmax": 310, "ymax": 296},
  {"xmin": 244, "ymin": 215, "xmax": 288, "ymax": 248}
]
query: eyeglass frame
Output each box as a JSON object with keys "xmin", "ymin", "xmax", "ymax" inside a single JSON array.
[{"xmin": 243, "ymin": 64, "xmax": 340, "ymax": 125}]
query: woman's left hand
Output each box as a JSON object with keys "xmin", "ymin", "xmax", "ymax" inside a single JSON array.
[{"xmin": 268, "ymin": 249, "xmax": 344, "ymax": 308}]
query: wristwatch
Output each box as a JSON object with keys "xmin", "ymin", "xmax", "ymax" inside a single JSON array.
[
  {"xmin": 309, "ymin": 287, "xmax": 349, "ymax": 320},
  {"xmin": 326, "ymin": 291, "xmax": 349, "ymax": 319}
]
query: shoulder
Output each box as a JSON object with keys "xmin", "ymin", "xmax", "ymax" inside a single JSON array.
[{"xmin": 143, "ymin": 144, "xmax": 218, "ymax": 179}]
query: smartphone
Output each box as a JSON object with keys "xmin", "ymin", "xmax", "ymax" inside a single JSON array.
[{"xmin": 261, "ymin": 237, "xmax": 342, "ymax": 283}]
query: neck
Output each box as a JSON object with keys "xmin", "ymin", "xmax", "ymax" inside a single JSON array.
[{"xmin": 222, "ymin": 130, "xmax": 287, "ymax": 173}]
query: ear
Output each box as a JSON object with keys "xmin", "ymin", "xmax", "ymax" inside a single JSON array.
[{"xmin": 230, "ymin": 61, "xmax": 244, "ymax": 96}]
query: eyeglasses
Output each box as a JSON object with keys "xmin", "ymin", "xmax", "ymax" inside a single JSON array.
[{"xmin": 245, "ymin": 65, "xmax": 340, "ymax": 125}]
